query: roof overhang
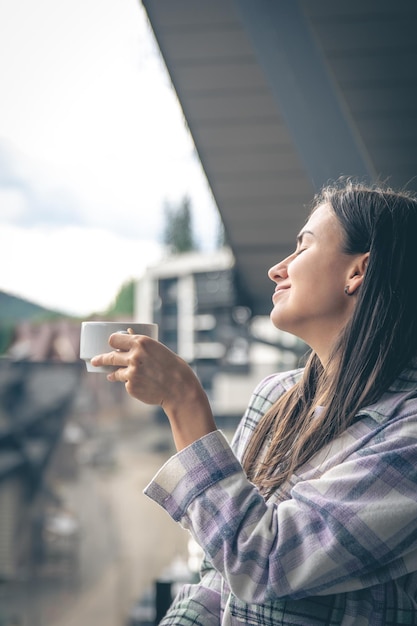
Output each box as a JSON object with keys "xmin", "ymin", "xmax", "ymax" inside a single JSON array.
[{"xmin": 142, "ymin": 0, "xmax": 417, "ymax": 314}]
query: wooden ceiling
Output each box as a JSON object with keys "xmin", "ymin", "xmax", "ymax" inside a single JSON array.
[{"xmin": 141, "ymin": 0, "xmax": 417, "ymax": 315}]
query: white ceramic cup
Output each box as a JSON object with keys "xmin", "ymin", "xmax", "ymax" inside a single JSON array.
[{"xmin": 80, "ymin": 321, "xmax": 158, "ymax": 373}]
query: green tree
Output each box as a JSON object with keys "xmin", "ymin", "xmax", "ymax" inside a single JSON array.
[
  {"xmin": 104, "ymin": 279, "xmax": 135, "ymax": 317},
  {"xmin": 163, "ymin": 196, "xmax": 198, "ymax": 254}
]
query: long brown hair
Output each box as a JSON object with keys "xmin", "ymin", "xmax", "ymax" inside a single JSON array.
[{"xmin": 243, "ymin": 180, "xmax": 417, "ymax": 498}]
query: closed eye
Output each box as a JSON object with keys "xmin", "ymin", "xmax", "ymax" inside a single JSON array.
[{"xmin": 295, "ymin": 247, "xmax": 307, "ymax": 256}]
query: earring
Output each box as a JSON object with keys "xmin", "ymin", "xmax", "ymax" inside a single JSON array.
[{"xmin": 344, "ymin": 285, "xmax": 353, "ymax": 296}]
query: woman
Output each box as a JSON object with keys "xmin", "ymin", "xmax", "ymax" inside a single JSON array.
[{"xmin": 91, "ymin": 180, "xmax": 417, "ymax": 625}]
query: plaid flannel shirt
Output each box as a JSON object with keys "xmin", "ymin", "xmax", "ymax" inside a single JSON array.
[{"xmin": 144, "ymin": 364, "xmax": 417, "ymax": 625}]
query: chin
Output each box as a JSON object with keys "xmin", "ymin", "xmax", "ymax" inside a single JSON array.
[
  {"xmin": 270, "ymin": 310, "xmax": 305, "ymax": 343},
  {"xmin": 270, "ymin": 310, "xmax": 290, "ymax": 333}
]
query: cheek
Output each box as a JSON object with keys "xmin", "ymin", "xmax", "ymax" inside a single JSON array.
[
  {"xmin": 289, "ymin": 257, "xmax": 344, "ymax": 303},
  {"xmin": 288, "ymin": 256, "xmax": 312, "ymax": 284}
]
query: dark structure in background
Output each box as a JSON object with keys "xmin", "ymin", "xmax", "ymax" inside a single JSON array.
[
  {"xmin": 0, "ymin": 359, "xmax": 82, "ymax": 580},
  {"xmin": 142, "ymin": 0, "xmax": 417, "ymax": 315}
]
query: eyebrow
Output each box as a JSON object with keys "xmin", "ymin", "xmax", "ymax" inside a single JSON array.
[{"xmin": 296, "ymin": 229, "xmax": 315, "ymax": 244}]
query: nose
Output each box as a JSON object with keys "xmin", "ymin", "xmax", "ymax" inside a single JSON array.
[{"xmin": 268, "ymin": 256, "xmax": 289, "ymax": 282}]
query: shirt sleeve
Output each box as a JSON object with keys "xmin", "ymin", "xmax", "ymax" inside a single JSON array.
[
  {"xmin": 144, "ymin": 414, "xmax": 417, "ymax": 604},
  {"xmin": 159, "ymin": 557, "xmax": 222, "ymax": 625}
]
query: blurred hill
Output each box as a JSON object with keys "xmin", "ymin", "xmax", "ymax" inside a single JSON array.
[
  {"xmin": 0, "ymin": 290, "xmax": 72, "ymax": 354},
  {"xmin": 0, "ymin": 290, "xmax": 70, "ymax": 322},
  {"xmin": 0, "ymin": 282, "xmax": 137, "ymax": 357}
]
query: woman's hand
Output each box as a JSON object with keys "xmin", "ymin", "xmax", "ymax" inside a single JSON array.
[{"xmin": 90, "ymin": 332, "xmax": 217, "ymax": 450}]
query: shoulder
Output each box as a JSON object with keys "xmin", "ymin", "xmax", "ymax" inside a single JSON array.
[
  {"xmin": 231, "ymin": 368, "xmax": 304, "ymax": 458},
  {"xmin": 359, "ymin": 360, "xmax": 417, "ymax": 424},
  {"xmin": 252, "ymin": 367, "xmax": 304, "ymax": 406}
]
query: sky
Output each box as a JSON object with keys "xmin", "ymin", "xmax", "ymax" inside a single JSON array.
[{"xmin": 0, "ymin": 0, "xmax": 220, "ymax": 317}]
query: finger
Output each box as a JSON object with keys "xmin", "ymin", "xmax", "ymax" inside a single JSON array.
[
  {"xmin": 108, "ymin": 332, "xmax": 135, "ymax": 350},
  {"xmin": 109, "ymin": 332, "xmax": 156, "ymax": 352},
  {"xmin": 107, "ymin": 367, "xmax": 127, "ymax": 383},
  {"xmin": 90, "ymin": 350, "xmax": 127, "ymax": 369},
  {"xmin": 90, "ymin": 353, "xmax": 105, "ymax": 367}
]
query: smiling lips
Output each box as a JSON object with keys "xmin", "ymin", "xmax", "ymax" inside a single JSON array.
[{"xmin": 272, "ymin": 285, "xmax": 290, "ymax": 300}]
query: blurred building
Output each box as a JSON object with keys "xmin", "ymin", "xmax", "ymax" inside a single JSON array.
[
  {"xmin": 0, "ymin": 359, "xmax": 82, "ymax": 581},
  {"xmin": 0, "ymin": 318, "xmax": 132, "ymax": 588},
  {"xmin": 135, "ymin": 248, "xmax": 305, "ymax": 421}
]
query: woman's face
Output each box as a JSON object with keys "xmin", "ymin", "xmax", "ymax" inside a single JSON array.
[{"xmin": 268, "ymin": 203, "xmax": 360, "ymax": 361}]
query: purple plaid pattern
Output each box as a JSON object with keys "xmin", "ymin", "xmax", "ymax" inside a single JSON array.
[{"xmin": 145, "ymin": 365, "xmax": 417, "ymax": 625}]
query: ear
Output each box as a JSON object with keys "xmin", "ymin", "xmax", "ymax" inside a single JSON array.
[{"xmin": 346, "ymin": 252, "xmax": 369, "ymax": 295}]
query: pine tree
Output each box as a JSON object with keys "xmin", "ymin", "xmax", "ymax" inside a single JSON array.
[{"xmin": 163, "ymin": 196, "xmax": 198, "ymax": 254}]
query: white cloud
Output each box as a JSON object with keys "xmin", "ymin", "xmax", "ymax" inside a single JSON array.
[
  {"xmin": 0, "ymin": 223, "xmax": 163, "ymax": 316},
  {"xmin": 0, "ymin": 0, "xmax": 221, "ymax": 312},
  {"xmin": 0, "ymin": 188, "xmax": 27, "ymax": 221}
]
